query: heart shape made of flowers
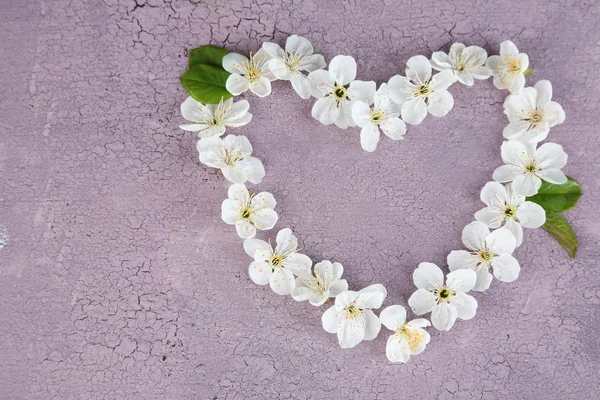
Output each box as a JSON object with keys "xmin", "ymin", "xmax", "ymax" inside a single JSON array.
[{"xmin": 179, "ymin": 36, "xmax": 571, "ymax": 363}]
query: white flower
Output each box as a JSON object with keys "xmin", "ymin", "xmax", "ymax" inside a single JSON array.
[
  {"xmin": 380, "ymin": 305, "xmax": 431, "ymax": 363},
  {"xmin": 475, "ymin": 182, "xmax": 546, "ymax": 247},
  {"xmin": 448, "ymin": 222, "xmax": 520, "ymax": 292},
  {"xmin": 196, "ymin": 135, "xmax": 265, "ymax": 184},
  {"xmin": 493, "ymin": 140, "xmax": 568, "ymax": 196},
  {"xmin": 408, "ymin": 262, "xmax": 477, "ymax": 331},
  {"xmin": 221, "ymin": 183, "xmax": 278, "ymax": 239},
  {"xmin": 351, "ymin": 83, "xmax": 407, "ymax": 152},
  {"xmin": 308, "ymin": 55, "xmax": 376, "ymax": 129},
  {"xmin": 291, "ymin": 260, "xmax": 348, "ymax": 306},
  {"xmin": 502, "ymin": 80, "xmax": 566, "ymax": 143},
  {"xmin": 485, "ymin": 40, "xmax": 529, "ymax": 93},
  {"xmin": 388, "ymin": 55, "xmax": 456, "ymax": 125},
  {"xmin": 431, "ymin": 43, "xmax": 491, "ymax": 86},
  {"xmin": 222, "ymin": 49, "xmax": 277, "ymax": 97},
  {"xmin": 322, "ymin": 284, "xmax": 387, "ymax": 348},
  {"xmin": 243, "ymin": 228, "xmax": 312, "ymax": 295},
  {"xmin": 262, "ymin": 35, "xmax": 326, "ymax": 99},
  {"xmin": 179, "ymin": 96, "xmax": 252, "ymax": 137}
]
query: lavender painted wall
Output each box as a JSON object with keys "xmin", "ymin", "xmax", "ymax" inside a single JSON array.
[{"xmin": 1, "ymin": 0, "xmax": 599, "ymax": 398}]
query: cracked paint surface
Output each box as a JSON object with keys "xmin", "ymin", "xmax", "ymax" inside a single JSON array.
[{"xmin": 1, "ymin": 0, "xmax": 599, "ymax": 399}]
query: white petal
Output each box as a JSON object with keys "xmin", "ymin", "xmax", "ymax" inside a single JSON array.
[
  {"xmin": 222, "ymin": 52, "xmax": 248, "ymax": 74},
  {"xmin": 544, "ymin": 101, "xmax": 566, "ymax": 127},
  {"xmin": 269, "ymin": 267, "xmax": 296, "ymax": 295},
  {"xmin": 446, "ymin": 269, "xmax": 476, "ymax": 293},
  {"xmin": 311, "ymin": 97, "xmax": 339, "ymax": 125},
  {"xmin": 502, "ymin": 120, "xmax": 530, "ymax": 140},
  {"xmin": 413, "ymin": 262, "xmax": 444, "ymax": 290},
  {"xmin": 360, "ymin": 124, "xmax": 380, "ymax": 152},
  {"xmin": 493, "ymin": 165, "xmax": 520, "ymax": 183},
  {"xmin": 430, "ymin": 303, "xmax": 458, "ymax": 331},
  {"xmin": 535, "ymin": 143, "xmax": 568, "ymax": 170},
  {"xmin": 284, "ymin": 253, "xmax": 312, "ymax": 276},
  {"xmin": 363, "ymin": 310, "xmax": 381, "ymax": 341},
  {"xmin": 512, "ymin": 174, "xmax": 542, "ymax": 196},
  {"xmin": 380, "ymin": 118, "xmax": 406, "ymax": 140},
  {"xmin": 472, "ymin": 267, "xmax": 494, "ymax": 292},
  {"xmin": 225, "ymin": 73, "xmax": 249, "ymax": 95},
  {"xmin": 491, "ymin": 253, "xmax": 520, "ymax": 283},
  {"xmin": 349, "ymin": 80, "xmax": 377, "ymax": 104},
  {"xmin": 221, "ymin": 165, "xmax": 248, "ymax": 184},
  {"xmin": 302, "ymin": 54, "xmax": 327, "ymax": 72},
  {"xmin": 504, "ymin": 219, "xmax": 524, "ymax": 248},
  {"xmin": 314, "ymin": 260, "xmax": 343, "ymax": 284},
  {"xmin": 430, "ymin": 70, "xmax": 456, "ymax": 91},
  {"xmin": 275, "ymin": 228, "xmax": 298, "ymax": 253},
  {"xmin": 387, "ymin": 75, "xmax": 412, "ymax": 105},
  {"xmin": 329, "ymin": 55, "xmax": 357, "ymax": 85},
  {"xmin": 501, "ymin": 140, "xmax": 530, "ymax": 166},
  {"xmin": 237, "ymin": 157, "xmax": 265, "ymax": 184},
  {"xmin": 401, "ymin": 97, "xmax": 428, "ymax": 125},
  {"xmin": 485, "ymin": 227, "xmax": 516, "ymax": 255},
  {"xmin": 334, "ymin": 101, "xmax": 354, "ymax": 129},
  {"xmin": 248, "ymin": 76, "xmax": 272, "ymax": 97},
  {"xmin": 479, "ymin": 181, "xmax": 508, "ymax": 208},
  {"xmin": 430, "ymin": 51, "xmax": 452, "ymax": 70},
  {"xmin": 337, "ymin": 318, "xmax": 365, "ymax": 349},
  {"xmin": 534, "ymin": 80, "xmax": 552, "ymax": 107},
  {"xmin": 356, "ymin": 285, "xmax": 386, "ymax": 309},
  {"xmin": 330, "ymin": 280, "xmax": 348, "ymax": 297},
  {"xmin": 517, "ymin": 201, "xmax": 546, "ymax": 229},
  {"xmin": 262, "ymin": 41, "xmax": 285, "ymax": 58},
  {"xmin": 251, "ymin": 191, "xmax": 276, "ymax": 210},
  {"xmin": 462, "ymin": 221, "xmax": 490, "ymax": 251},
  {"xmin": 248, "ymin": 261, "xmax": 271, "ymax": 285},
  {"xmin": 251, "ymin": 208, "xmax": 278, "ymax": 231},
  {"xmin": 451, "ymin": 292, "xmax": 478, "ymax": 320},
  {"xmin": 408, "ymin": 288, "xmax": 437, "ymax": 315},
  {"xmin": 405, "ymin": 55, "xmax": 432, "ymax": 82},
  {"xmin": 221, "ymin": 199, "xmax": 238, "ymax": 225},
  {"xmin": 242, "ymin": 238, "xmax": 271, "ymax": 259},
  {"xmin": 322, "ymin": 306, "xmax": 341, "ymax": 333},
  {"xmin": 285, "ymin": 34, "xmax": 313, "ymax": 56},
  {"xmin": 447, "ymin": 250, "xmax": 478, "ymax": 271},
  {"xmin": 290, "ymin": 74, "xmax": 312, "ymax": 99},
  {"xmin": 351, "ymin": 101, "xmax": 372, "ymax": 127},
  {"xmin": 235, "ymin": 218, "xmax": 256, "ymax": 239},
  {"xmin": 335, "ymin": 290, "xmax": 359, "ymax": 309},
  {"xmin": 308, "ymin": 69, "xmax": 335, "ymax": 98},
  {"xmin": 268, "ymin": 58, "xmax": 291, "ymax": 80},
  {"xmin": 475, "ymin": 207, "xmax": 504, "ymax": 228},
  {"xmin": 197, "ymin": 125, "xmax": 226, "ymax": 138},
  {"xmin": 538, "ymin": 168, "xmax": 568, "ymax": 185},
  {"xmin": 380, "ymin": 305, "xmax": 407, "ymax": 331},
  {"xmin": 180, "ymin": 96, "xmax": 206, "ymax": 122},
  {"xmin": 386, "ymin": 335, "xmax": 411, "ymax": 363},
  {"xmin": 509, "ymin": 73, "xmax": 526, "ymax": 94},
  {"xmin": 500, "ymin": 40, "xmax": 519, "ymax": 57},
  {"xmin": 427, "ymin": 90, "xmax": 454, "ymax": 117}
]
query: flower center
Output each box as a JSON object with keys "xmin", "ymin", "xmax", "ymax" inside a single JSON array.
[
  {"xmin": 284, "ymin": 53, "xmax": 303, "ymax": 73},
  {"xmin": 397, "ymin": 324, "xmax": 424, "ymax": 351},
  {"xmin": 478, "ymin": 250, "xmax": 495, "ymax": 263},
  {"xmin": 224, "ymin": 151, "xmax": 242, "ymax": 166},
  {"xmin": 508, "ymin": 59, "xmax": 521, "ymax": 74},
  {"xmin": 525, "ymin": 163, "xmax": 538, "ymax": 173},
  {"xmin": 435, "ymin": 286, "xmax": 454, "ymax": 302},
  {"xmin": 270, "ymin": 254, "xmax": 284, "ymax": 268},
  {"xmin": 345, "ymin": 303, "xmax": 363, "ymax": 319},
  {"xmin": 334, "ymin": 86, "xmax": 347, "ymax": 99},
  {"xmin": 415, "ymin": 84, "xmax": 432, "ymax": 98},
  {"xmin": 240, "ymin": 206, "xmax": 252, "ymax": 219},
  {"xmin": 370, "ymin": 110, "xmax": 385, "ymax": 125},
  {"xmin": 527, "ymin": 110, "xmax": 543, "ymax": 125},
  {"xmin": 504, "ymin": 206, "xmax": 517, "ymax": 219}
]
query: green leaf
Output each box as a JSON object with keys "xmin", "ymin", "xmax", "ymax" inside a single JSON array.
[
  {"xmin": 523, "ymin": 68, "xmax": 533, "ymax": 76},
  {"xmin": 189, "ymin": 45, "xmax": 229, "ymax": 68},
  {"xmin": 526, "ymin": 177, "xmax": 582, "ymax": 212},
  {"xmin": 542, "ymin": 211, "xmax": 578, "ymax": 258},
  {"xmin": 180, "ymin": 63, "xmax": 232, "ymax": 104}
]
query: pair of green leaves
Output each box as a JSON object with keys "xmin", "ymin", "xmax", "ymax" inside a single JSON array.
[
  {"xmin": 180, "ymin": 45, "xmax": 233, "ymax": 104},
  {"xmin": 526, "ymin": 177, "xmax": 582, "ymax": 258}
]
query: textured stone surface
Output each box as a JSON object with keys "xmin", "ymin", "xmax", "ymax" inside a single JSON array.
[{"xmin": 1, "ymin": 0, "xmax": 599, "ymax": 398}]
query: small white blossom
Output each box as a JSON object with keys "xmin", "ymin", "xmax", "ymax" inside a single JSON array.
[
  {"xmin": 388, "ymin": 55, "xmax": 456, "ymax": 125},
  {"xmin": 351, "ymin": 83, "xmax": 407, "ymax": 152},
  {"xmin": 322, "ymin": 284, "xmax": 387, "ymax": 349},
  {"xmin": 292, "ymin": 260, "xmax": 348, "ymax": 306},
  {"xmin": 486, "ymin": 40, "xmax": 529, "ymax": 93},
  {"xmin": 222, "ymin": 49, "xmax": 277, "ymax": 97},
  {"xmin": 179, "ymin": 96, "xmax": 252, "ymax": 137},
  {"xmin": 408, "ymin": 262, "xmax": 477, "ymax": 331},
  {"xmin": 262, "ymin": 35, "xmax": 326, "ymax": 99},
  {"xmin": 503, "ymin": 80, "xmax": 566, "ymax": 143},
  {"xmin": 221, "ymin": 183, "xmax": 278, "ymax": 239},
  {"xmin": 308, "ymin": 55, "xmax": 376, "ymax": 129},
  {"xmin": 380, "ymin": 305, "xmax": 431, "ymax": 363},
  {"xmin": 475, "ymin": 182, "xmax": 546, "ymax": 247},
  {"xmin": 243, "ymin": 228, "xmax": 312, "ymax": 295},
  {"xmin": 493, "ymin": 140, "xmax": 568, "ymax": 196},
  {"xmin": 196, "ymin": 135, "xmax": 265, "ymax": 184},
  {"xmin": 431, "ymin": 43, "xmax": 491, "ymax": 86},
  {"xmin": 448, "ymin": 222, "xmax": 520, "ymax": 292}
]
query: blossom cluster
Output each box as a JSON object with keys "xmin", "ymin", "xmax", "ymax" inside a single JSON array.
[{"xmin": 180, "ymin": 36, "xmax": 568, "ymax": 363}]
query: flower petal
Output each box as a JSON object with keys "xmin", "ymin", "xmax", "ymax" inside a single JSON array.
[
  {"xmin": 356, "ymin": 284, "xmax": 387, "ymax": 309},
  {"xmin": 251, "ymin": 191, "xmax": 276, "ymax": 210},
  {"xmin": 237, "ymin": 156, "xmax": 265, "ymax": 184},
  {"xmin": 225, "ymin": 73, "xmax": 249, "ymax": 95},
  {"xmin": 363, "ymin": 309, "xmax": 382, "ymax": 341},
  {"xmin": 535, "ymin": 143, "xmax": 568, "ymax": 170},
  {"xmin": 493, "ymin": 165, "xmax": 520, "ymax": 183},
  {"xmin": 248, "ymin": 261, "xmax": 271, "ymax": 285},
  {"xmin": 485, "ymin": 227, "xmax": 516, "ymax": 255},
  {"xmin": 491, "ymin": 253, "xmax": 520, "ymax": 283},
  {"xmin": 243, "ymin": 238, "xmax": 271, "ymax": 258},
  {"xmin": 408, "ymin": 288, "xmax": 437, "ymax": 315},
  {"xmin": 504, "ymin": 219, "xmax": 524, "ymax": 248},
  {"xmin": 349, "ymin": 80, "xmax": 376, "ymax": 104},
  {"xmin": 446, "ymin": 269, "xmax": 476, "ymax": 293},
  {"xmin": 478, "ymin": 181, "xmax": 508, "ymax": 209},
  {"xmin": 447, "ymin": 250, "xmax": 478, "ymax": 271},
  {"xmin": 380, "ymin": 117, "xmax": 406, "ymax": 140},
  {"xmin": 322, "ymin": 305, "xmax": 341, "ymax": 333},
  {"xmin": 512, "ymin": 174, "xmax": 542, "ymax": 196},
  {"xmin": 221, "ymin": 199, "xmax": 238, "ymax": 225},
  {"xmin": 337, "ymin": 317, "xmax": 366, "ymax": 349},
  {"xmin": 268, "ymin": 58, "xmax": 291, "ymax": 80},
  {"xmin": 262, "ymin": 41, "xmax": 285, "ymax": 58},
  {"xmin": 235, "ymin": 218, "xmax": 256, "ymax": 239},
  {"xmin": 472, "ymin": 267, "xmax": 494, "ymax": 292},
  {"xmin": 248, "ymin": 76, "xmax": 272, "ymax": 97},
  {"xmin": 451, "ymin": 292, "xmax": 478, "ymax": 320},
  {"xmin": 462, "ymin": 221, "xmax": 490, "ymax": 251},
  {"xmin": 380, "ymin": 305, "xmax": 407, "ymax": 331},
  {"xmin": 269, "ymin": 267, "xmax": 296, "ymax": 295},
  {"xmin": 413, "ymin": 262, "xmax": 444, "ymax": 290},
  {"xmin": 351, "ymin": 101, "xmax": 372, "ymax": 127},
  {"xmin": 401, "ymin": 97, "xmax": 428, "ymax": 125},
  {"xmin": 222, "ymin": 52, "xmax": 248, "ymax": 74},
  {"xmin": 427, "ymin": 90, "xmax": 454, "ymax": 117},
  {"xmin": 285, "ymin": 34, "xmax": 313, "ymax": 56},
  {"xmin": 430, "ymin": 51, "xmax": 452, "ymax": 70},
  {"xmin": 329, "ymin": 55, "xmax": 357, "ymax": 85},
  {"xmin": 517, "ymin": 201, "xmax": 546, "ymax": 229},
  {"xmin": 330, "ymin": 280, "xmax": 348, "ymax": 297},
  {"xmin": 430, "ymin": 70, "xmax": 456, "ymax": 91},
  {"xmin": 430, "ymin": 303, "xmax": 458, "ymax": 331},
  {"xmin": 308, "ymin": 69, "xmax": 335, "ymax": 98},
  {"xmin": 290, "ymin": 74, "xmax": 312, "ymax": 99},
  {"xmin": 386, "ymin": 335, "xmax": 411, "ymax": 363},
  {"xmin": 405, "ymin": 55, "xmax": 432, "ymax": 83},
  {"xmin": 360, "ymin": 124, "xmax": 380, "ymax": 152},
  {"xmin": 251, "ymin": 208, "xmax": 278, "ymax": 231},
  {"xmin": 311, "ymin": 97, "xmax": 339, "ymax": 125}
]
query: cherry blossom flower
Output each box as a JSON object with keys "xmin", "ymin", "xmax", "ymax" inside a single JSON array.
[
  {"xmin": 221, "ymin": 183, "xmax": 278, "ymax": 239},
  {"xmin": 243, "ymin": 228, "xmax": 312, "ymax": 295},
  {"xmin": 351, "ymin": 83, "xmax": 407, "ymax": 152},
  {"xmin": 475, "ymin": 182, "xmax": 546, "ymax": 247},
  {"xmin": 388, "ymin": 55, "xmax": 456, "ymax": 125},
  {"xmin": 503, "ymin": 80, "xmax": 566, "ymax": 143},
  {"xmin": 431, "ymin": 43, "xmax": 491, "ymax": 86},
  {"xmin": 196, "ymin": 135, "xmax": 265, "ymax": 184},
  {"xmin": 486, "ymin": 40, "xmax": 529, "ymax": 93},
  {"xmin": 380, "ymin": 305, "xmax": 431, "ymax": 363},
  {"xmin": 448, "ymin": 222, "xmax": 520, "ymax": 292},
  {"xmin": 408, "ymin": 262, "xmax": 477, "ymax": 331},
  {"xmin": 322, "ymin": 284, "xmax": 387, "ymax": 348},
  {"xmin": 291, "ymin": 260, "xmax": 348, "ymax": 306},
  {"xmin": 179, "ymin": 96, "xmax": 252, "ymax": 137},
  {"xmin": 493, "ymin": 140, "xmax": 568, "ymax": 196},
  {"xmin": 222, "ymin": 49, "xmax": 277, "ymax": 97},
  {"xmin": 308, "ymin": 55, "xmax": 376, "ymax": 129},
  {"xmin": 262, "ymin": 35, "xmax": 326, "ymax": 99}
]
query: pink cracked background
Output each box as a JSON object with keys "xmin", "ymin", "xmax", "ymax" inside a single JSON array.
[{"xmin": 1, "ymin": 0, "xmax": 600, "ymax": 399}]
